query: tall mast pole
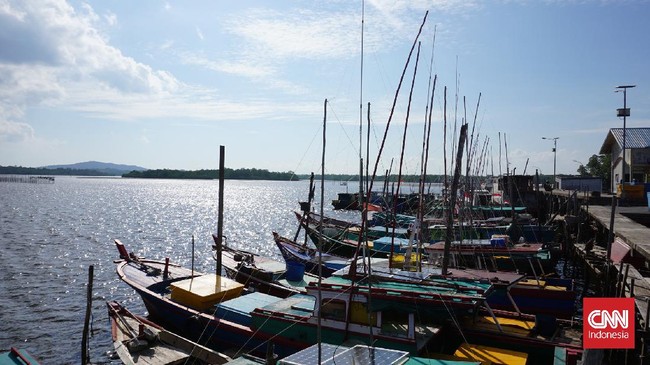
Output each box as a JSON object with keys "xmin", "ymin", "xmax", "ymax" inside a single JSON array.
[
  {"xmin": 359, "ymin": 0, "xmax": 365, "ymax": 197},
  {"xmin": 317, "ymin": 99, "xmax": 327, "ymax": 362}
]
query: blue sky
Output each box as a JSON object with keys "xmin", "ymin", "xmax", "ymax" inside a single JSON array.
[{"xmin": 1, "ymin": 0, "xmax": 648, "ymax": 176}]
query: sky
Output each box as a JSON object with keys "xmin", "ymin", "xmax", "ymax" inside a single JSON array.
[{"xmin": 1, "ymin": 0, "xmax": 649, "ymax": 176}]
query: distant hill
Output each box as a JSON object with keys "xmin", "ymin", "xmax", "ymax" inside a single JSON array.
[{"xmin": 43, "ymin": 161, "xmax": 147, "ymax": 175}]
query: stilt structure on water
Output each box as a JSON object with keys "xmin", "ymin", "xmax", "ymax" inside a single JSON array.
[{"xmin": 0, "ymin": 175, "xmax": 55, "ymax": 183}]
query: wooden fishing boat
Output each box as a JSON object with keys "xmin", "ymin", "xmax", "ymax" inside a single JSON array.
[
  {"xmin": 302, "ymin": 275, "xmax": 489, "ymax": 324},
  {"xmin": 273, "ymin": 228, "xmax": 577, "ymax": 321},
  {"xmin": 107, "ymin": 300, "xmax": 232, "ymax": 364},
  {"xmin": 114, "ymin": 239, "xmax": 289, "ymax": 358},
  {"xmin": 373, "ymin": 208, "xmax": 555, "ymax": 244},
  {"xmin": 273, "ymin": 231, "xmax": 352, "ymax": 277},
  {"xmin": 424, "ymin": 236, "xmax": 553, "ymax": 275},
  {"xmin": 331, "ymin": 192, "xmax": 360, "ymax": 210},
  {"xmin": 248, "ymin": 292, "xmax": 444, "ymax": 356},
  {"xmin": 114, "ymin": 239, "xmax": 444, "ymax": 358},
  {"xmin": 248, "ymin": 258, "xmax": 580, "ymax": 361},
  {"xmin": 219, "ymin": 234, "xmax": 315, "ymax": 298},
  {"xmin": 295, "ymin": 211, "xmax": 413, "ymax": 259},
  {"xmin": 370, "ymin": 211, "xmax": 417, "ymax": 228},
  {"xmin": 454, "ymin": 310, "xmax": 583, "ymax": 365},
  {"xmin": 0, "ymin": 348, "xmax": 41, "ymax": 365},
  {"xmin": 486, "ymin": 276, "xmax": 577, "ymax": 319},
  {"xmin": 359, "ymin": 259, "xmax": 577, "ymax": 320}
]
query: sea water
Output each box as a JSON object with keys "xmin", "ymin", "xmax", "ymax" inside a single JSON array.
[{"xmin": 0, "ymin": 176, "xmax": 359, "ymax": 364}]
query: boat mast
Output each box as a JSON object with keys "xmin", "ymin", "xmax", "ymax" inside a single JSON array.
[
  {"xmin": 359, "ymin": 0, "xmax": 365, "ymax": 200},
  {"xmin": 443, "ymin": 123, "xmax": 468, "ymax": 275},
  {"xmin": 414, "ymin": 28, "xmax": 437, "ymax": 271},
  {"xmin": 443, "ymin": 86, "xmax": 448, "ymax": 203},
  {"xmin": 392, "ymin": 42, "xmax": 422, "ymax": 268},
  {"xmin": 358, "ymin": 0, "xmax": 369, "ymax": 276},
  {"xmin": 346, "ymin": 9, "xmax": 428, "ymax": 343},
  {"xmin": 317, "ymin": 99, "xmax": 327, "ymax": 362}
]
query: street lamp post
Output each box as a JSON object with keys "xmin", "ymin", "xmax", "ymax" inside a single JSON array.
[
  {"xmin": 542, "ymin": 137, "xmax": 559, "ymax": 188},
  {"xmin": 616, "ymin": 85, "xmax": 636, "ymax": 184},
  {"xmin": 573, "ymin": 159, "xmax": 585, "ymax": 174}
]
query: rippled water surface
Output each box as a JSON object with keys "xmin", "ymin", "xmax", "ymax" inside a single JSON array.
[{"xmin": 0, "ymin": 176, "xmax": 358, "ymax": 364}]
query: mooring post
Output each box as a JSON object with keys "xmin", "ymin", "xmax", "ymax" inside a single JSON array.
[
  {"xmin": 216, "ymin": 145, "xmax": 225, "ymax": 276},
  {"xmin": 642, "ymin": 298, "xmax": 650, "ymax": 365},
  {"xmin": 605, "ymin": 196, "xmax": 616, "ymax": 296},
  {"xmin": 81, "ymin": 265, "xmax": 94, "ymax": 365},
  {"xmin": 620, "ymin": 264, "xmax": 630, "ymax": 297}
]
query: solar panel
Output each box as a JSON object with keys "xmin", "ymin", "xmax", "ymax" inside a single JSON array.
[{"xmin": 280, "ymin": 344, "xmax": 410, "ymax": 365}]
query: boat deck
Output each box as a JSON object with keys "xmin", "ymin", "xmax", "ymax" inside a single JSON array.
[
  {"xmin": 253, "ymin": 294, "xmax": 315, "ymax": 318},
  {"xmin": 113, "ymin": 312, "xmax": 194, "ymax": 365},
  {"xmin": 119, "ymin": 260, "xmax": 197, "ymax": 292},
  {"xmin": 322, "ymin": 273, "xmax": 490, "ymax": 297}
]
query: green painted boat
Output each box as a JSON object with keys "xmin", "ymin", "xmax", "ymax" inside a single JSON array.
[
  {"xmin": 0, "ymin": 348, "xmax": 41, "ymax": 365},
  {"xmin": 250, "ymin": 294, "xmax": 443, "ymax": 355}
]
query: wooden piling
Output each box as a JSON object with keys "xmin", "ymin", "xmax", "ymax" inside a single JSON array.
[
  {"xmin": 81, "ymin": 265, "xmax": 93, "ymax": 365},
  {"xmin": 216, "ymin": 146, "xmax": 225, "ymax": 276}
]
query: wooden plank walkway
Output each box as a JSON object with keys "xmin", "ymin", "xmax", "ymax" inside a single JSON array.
[
  {"xmin": 580, "ymin": 205, "xmax": 650, "ymax": 329},
  {"xmin": 586, "ymin": 205, "xmax": 650, "ymax": 261},
  {"xmin": 574, "ymin": 242, "xmax": 650, "ymax": 329}
]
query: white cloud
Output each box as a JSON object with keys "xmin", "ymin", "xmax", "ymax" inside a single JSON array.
[
  {"xmin": 104, "ymin": 11, "xmax": 117, "ymax": 27},
  {"xmin": 0, "ymin": 64, "xmax": 64, "ymax": 141},
  {"xmin": 60, "ymin": 82, "xmax": 319, "ymax": 122},
  {"xmin": 140, "ymin": 134, "xmax": 151, "ymax": 144},
  {"xmin": 0, "ymin": 0, "xmax": 485, "ymax": 145},
  {"xmin": 0, "ymin": 0, "xmax": 187, "ymax": 140},
  {"xmin": 0, "ymin": 64, "xmax": 65, "ymax": 105},
  {"xmin": 0, "ymin": 0, "xmax": 27, "ymax": 21},
  {"xmin": 180, "ymin": 52, "xmax": 308, "ymax": 94},
  {"xmin": 369, "ymin": 0, "xmax": 481, "ymax": 14},
  {"xmin": 182, "ymin": 53, "xmax": 272, "ymax": 78},
  {"xmin": 205, "ymin": 2, "xmax": 474, "ymax": 94},
  {"xmin": 160, "ymin": 40, "xmax": 174, "ymax": 50},
  {"xmin": 0, "ymin": 119, "xmax": 34, "ymax": 142},
  {"xmin": 225, "ymin": 8, "xmax": 364, "ymax": 61},
  {"xmin": 0, "ymin": 0, "xmax": 180, "ymax": 93}
]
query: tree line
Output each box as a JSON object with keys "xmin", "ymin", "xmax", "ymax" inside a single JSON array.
[
  {"xmin": 575, "ymin": 154, "xmax": 611, "ymax": 189},
  {"xmin": 1, "ymin": 153, "xmax": 612, "ymax": 184},
  {"xmin": 122, "ymin": 168, "xmax": 299, "ymax": 181}
]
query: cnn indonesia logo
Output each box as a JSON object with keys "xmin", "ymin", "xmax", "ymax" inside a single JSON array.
[{"xmin": 583, "ymin": 298, "xmax": 635, "ymax": 349}]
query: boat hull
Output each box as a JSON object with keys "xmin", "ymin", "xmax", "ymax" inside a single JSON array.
[{"xmin": 116, "ymin": 258, "xmax": 297, "ymax": 357}]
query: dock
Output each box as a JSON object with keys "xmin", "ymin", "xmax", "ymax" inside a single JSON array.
[
  {"xmin": 0, "ymin": 175, "xmax": 55, "ymax": 183},
  {"xmin": 548, "ymin": 188, "xmax": 650, "ymax": 363}
]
